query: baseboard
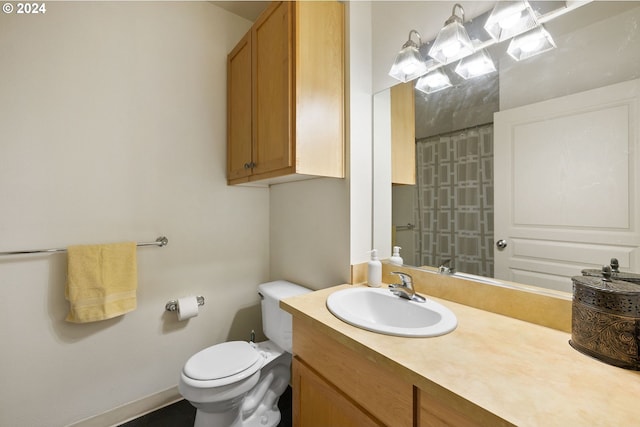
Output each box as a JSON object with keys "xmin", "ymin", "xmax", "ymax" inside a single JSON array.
[{"xmin": 67, "ymin": 386, "xmax": 182, "ymax": 427}]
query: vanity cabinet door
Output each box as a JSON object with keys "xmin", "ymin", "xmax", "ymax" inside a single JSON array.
[
  {"xmin": 418, "ymin": 387, "xmax": 513, "ymax": 427},
  {"xmin": 419, "ymin": 395, "xmax": 480, "ymax": 427},
  {"xmin": 292, "ymin": 357, "xmax": 384, "ymax": 427}
]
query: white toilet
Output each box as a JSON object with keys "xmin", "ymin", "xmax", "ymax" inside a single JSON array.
[{"xmin": 178, "ymin": 280, "xmax": 311, "ymax": 427}]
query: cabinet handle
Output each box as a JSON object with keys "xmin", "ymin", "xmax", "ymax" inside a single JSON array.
[{"xmin": 244, "ymin": 162, "xmax": 256, "ymax": 169}]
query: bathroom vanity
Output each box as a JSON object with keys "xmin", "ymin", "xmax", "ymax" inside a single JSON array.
[{"xmin": 282, "ymin": 279, "xmax": 640, "ymax": 426}]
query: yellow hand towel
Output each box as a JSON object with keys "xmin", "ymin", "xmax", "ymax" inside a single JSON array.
[{"xmin": 65, "ymin": 241, "xmax": 138, "ymax": 323}]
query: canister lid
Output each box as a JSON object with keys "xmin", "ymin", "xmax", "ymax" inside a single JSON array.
[
  {"xmin": 581, "ymin": 258, "xmax": 640, "ymax": 285},
  {"xmin": 581, "ymin": 269, "xmax": 640, "ymax": 285},
  {"xmin": 572, "ymin": 275, "xmax": 640, "ymax": 294}
]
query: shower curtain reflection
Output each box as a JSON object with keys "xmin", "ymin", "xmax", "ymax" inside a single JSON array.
[{"xmin": 413, "ymin": 123, "xmax": 494, "ymax": 276}]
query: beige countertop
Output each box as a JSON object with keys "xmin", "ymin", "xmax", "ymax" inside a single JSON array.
[{"xmin": 282, "ymin": 284, "xmax": 640, "ymax": 426}]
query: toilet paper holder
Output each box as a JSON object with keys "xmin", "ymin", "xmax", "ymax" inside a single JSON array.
[{"xmin": 165, "ymin": 296, "xmax": 205, "ymax": 312}]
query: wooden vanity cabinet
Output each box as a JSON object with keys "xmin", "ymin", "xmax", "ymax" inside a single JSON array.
[
  {"xmin": 227, "ymin": 1, "xmax": 345, "ymax": 186},
  {"xmin": 291, "ymin": 319, "xmax": 412, "ymax": 427},
  {"xmin": 292, "ymin": 317, "xmax": 507, "ymax": 427}
]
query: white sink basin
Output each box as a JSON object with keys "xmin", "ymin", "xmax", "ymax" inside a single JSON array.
[{"xmin": 326, "ymin": 287, "xmax": 457, "ymax": 337}]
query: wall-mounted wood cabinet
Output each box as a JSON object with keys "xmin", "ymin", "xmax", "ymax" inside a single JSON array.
[
  {"xmin": 227, "ymin": 1, "xmax": 345, "ymax": 186},
  {"xmin": 391, "ymin": 82, "xmax": 416, "ymax": 185}
]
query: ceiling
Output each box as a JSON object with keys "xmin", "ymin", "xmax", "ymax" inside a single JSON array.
[{"xmin": 211, "ymin": 1, "xmax": 269, "ymax": 21}]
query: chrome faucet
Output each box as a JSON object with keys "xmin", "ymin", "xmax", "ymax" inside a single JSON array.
[
  {"xmin": 389, "ymin": 272, "xmax": 426, "ymax": 303},
  {"xmin": 438, "ymin": 259, "xmax": 455, "ymax": 275}
]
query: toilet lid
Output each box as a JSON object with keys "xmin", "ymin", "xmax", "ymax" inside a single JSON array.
[{"xmin": 183, "ymin": 341, "xmax": 262, "ymax": 381}]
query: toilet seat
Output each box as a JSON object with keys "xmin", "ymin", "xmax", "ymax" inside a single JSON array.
[{"xmin": 183, "ymin": 341, "xmax": 263, "ymax": 387}]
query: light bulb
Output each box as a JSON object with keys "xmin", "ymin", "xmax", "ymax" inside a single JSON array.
[
  {"xmin": 467, "ymin": 59, "xmax": 487, "ymax": 76},
  {"xmin": 441, "ymin": 41, "xmax": 462, "ymax": 58},
  {"xmin": 402, "ymin": 63, "xmax": 418, "ymax": 75},
  {"xmin": 519, "ymin": 34, "xmax": 544, "ymax": 52},
  {"xmin": 425, "ymin": 73, "xmax": 447, "ymax": 86},
  {"xmin": 499, "ymin": 11, "xmax": 522, "ymax": 29}
]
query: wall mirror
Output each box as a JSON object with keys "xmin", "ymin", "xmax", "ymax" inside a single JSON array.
[{"xmin": 375, "ymin": 1, "xmax": 640, "ymax": 292}]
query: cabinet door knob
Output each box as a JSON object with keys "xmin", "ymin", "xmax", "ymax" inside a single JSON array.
[{"xmin": 244, "ymin": 162, "xmax": 256, "ymax": 169}]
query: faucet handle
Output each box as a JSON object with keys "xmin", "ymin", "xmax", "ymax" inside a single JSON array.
[
  {"xmin": 391, "ymin": 271, "xmax": 413, "ymax": 287},
  {"xmin": 389, "ymin": 272, "xmax": 425, "ymax": 303},
  {"xmin": 439, "ymin": 259, "xmax": 455, "ymax": 274}
]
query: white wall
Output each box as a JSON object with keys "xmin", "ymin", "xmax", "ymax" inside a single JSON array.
[
  {"xmin": 270, "ymin": 178, "xmax": 351, "ymax": 289},
  {"xmin": 0, "ymin": 3, "xmax": 269, "ymax": 426}
]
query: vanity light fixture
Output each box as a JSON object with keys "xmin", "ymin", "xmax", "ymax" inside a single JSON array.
[
  {"xmin": 454, "ymin": 47, "xmax": 496, "ymax": 79},
  {"xmin": 428, "ymin": 3, "xmax": 474, "ymax": 65},
  {"xmin": 484, "ymin": 0, "xmax": 538, "ymax": 42},
  {"xmin": 389, "ymin": 1, "xmax": 569, "ymax": 91},
  {"xmin": 415, "ymin": 69, "xmax": 452, "ymax": 94},
  {"xmin": 389, "ymin": 29, "xmax": 429, "ymax": 83},
  {"xmin": 506, "ymin": 25, "xmax": 556, "ymax": 61}
]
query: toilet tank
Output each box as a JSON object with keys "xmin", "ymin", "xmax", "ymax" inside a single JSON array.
[{"xmin": 259, "ymin": 280, "xmax": 311, "ymax": 353}]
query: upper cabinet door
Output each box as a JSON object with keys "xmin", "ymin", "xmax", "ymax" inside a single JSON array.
[
  {"xmin": 252, "ymin": 1, "xmax": 294, "ymax": 177},
  {"xmin": 227, "ymin": 31, "xmax": 252, "ymax": 182},
  {"xmin": 294, "ymin": 0, "xmax": 345, "ymax": 178}
]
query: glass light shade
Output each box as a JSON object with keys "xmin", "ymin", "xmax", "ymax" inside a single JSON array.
[
  {"xmin": 389, "ymin": 43, "xmax": 428, "ymax": 83},
  {"xmin": 428, "ymin": 20, "xmax": 474, "ymax": 64},
  {"xmin": 455, "ymin": 49, "xmax": 496, "ymax": 79},
  {"xmin": 415, "ymin": 70, "xmax": 452, "ymax": 94},
  {"xmin": 507, "ymin": 26, "xmax": 556, "ymax": 61},
  {"xmin": 484, "ymin": 1, "xmax": 538, "ymax": 41}
]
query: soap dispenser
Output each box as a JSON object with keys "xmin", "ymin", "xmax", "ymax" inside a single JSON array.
[
  {"xmin": 390, "ymin": 246, "xmax": 403, "ymax": 266},
  {"xmin": 368, "ymin": 249, "xmax": 382, "ymax": 287}
]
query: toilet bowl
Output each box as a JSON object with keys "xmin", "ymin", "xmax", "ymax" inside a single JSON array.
[{"xmin": 178, "ymin": 281, "xmax": 311, "ymax": 427}]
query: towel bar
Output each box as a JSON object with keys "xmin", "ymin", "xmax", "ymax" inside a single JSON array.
[
  {"xmin": 0, "ymin": 236, "xmax": 169, "ymax": 256},
  {"xmin": 395, "ymin": 223, "xmax": 415, "ymax": 231}
]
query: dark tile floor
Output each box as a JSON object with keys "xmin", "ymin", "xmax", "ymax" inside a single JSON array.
[{"xmin": 120, "ymin": 386, "xmax": 292, "ymax": 427}]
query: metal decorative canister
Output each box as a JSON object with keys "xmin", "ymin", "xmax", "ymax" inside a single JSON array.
[{"xmin": 570, "ymin": 272, "xmax": 640, "ymax": 370}]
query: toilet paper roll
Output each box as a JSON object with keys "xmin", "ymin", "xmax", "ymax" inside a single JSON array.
[{"xmin": 177, "ymin": 296, "xmax": 199, "ymax": 321}]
